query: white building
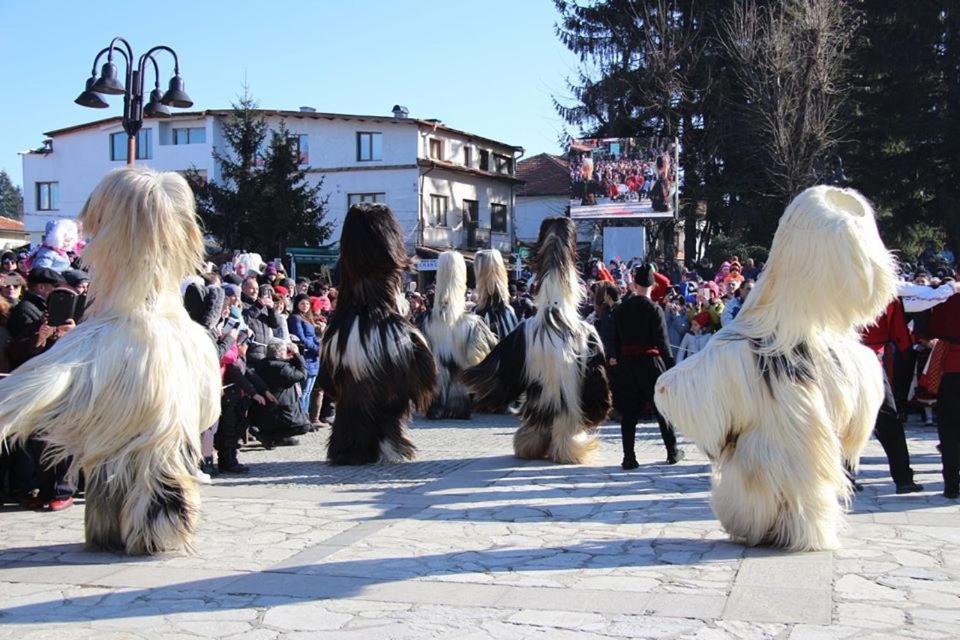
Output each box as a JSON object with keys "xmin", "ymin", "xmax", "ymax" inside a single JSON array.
[
  {"xmin": 20, "ymin": 107, "xmax": 523, "ymax": 259},
  {"xmin": 515, "ymin": 153, "xmax": 570, "ymax": 243}
]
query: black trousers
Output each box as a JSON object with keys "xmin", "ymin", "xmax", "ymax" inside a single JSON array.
[
  {"xmin": 621, "ymin": 411, "xmax": 677, "ymax": 460},
  {"xmin": 874, "ymin": 368, "xmax": 915, "ymax": 486},
  {"xmin": 938, "ymin": 373, "xmax": 960, "ymax": 494},
  {"xmin": 8, "ymin": 438, "xmax": 75, "ymax": 502}
]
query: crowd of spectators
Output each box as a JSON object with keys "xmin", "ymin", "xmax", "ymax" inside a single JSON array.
[{"xmin": 570, "ymin": 144, "xmax": 677, "ymax": 212}]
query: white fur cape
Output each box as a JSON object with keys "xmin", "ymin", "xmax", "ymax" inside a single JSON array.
[{"xmin": 655, "ymin": 186, "xmax": 897, "ymax": 551}]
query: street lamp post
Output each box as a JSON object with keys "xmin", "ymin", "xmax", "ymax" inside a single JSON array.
[{"xmin": 75, "ymin": 37, "xmax": 193, "ymax": 166}]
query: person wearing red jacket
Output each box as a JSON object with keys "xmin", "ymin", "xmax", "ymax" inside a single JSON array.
[
  {"xmin": 923, "ymin": 291, "xmax": 960, "ymax": 499},
  {"xmin": 651, "ymin": 269, "xmax": 671, "ymax": 303},
  {"xmin": 860, "ymin": 299, "xmax": 923, "ymax": 494}
]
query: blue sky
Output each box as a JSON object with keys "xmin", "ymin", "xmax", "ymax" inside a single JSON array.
[{"xmin": 0, "ymin": 0, "xmax": 581, "ymax": 187}]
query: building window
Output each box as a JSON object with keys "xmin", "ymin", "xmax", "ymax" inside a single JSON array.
[
  {"xmin": 172, "ymin": 127, "xmax": 206, "ymax": 145},
  {"xmin": 110, "ymin": 129, "xmax": 152, "ymax": 161},
  {"xmin": 357, "ymin": 132, "xmax": 383, "ymax": 161},
  {"xmin": 463, "ymin": 146, "xmax": 472, "ymax": 168},
  {"xmin": 36, "ymin": 182, "xmax": 59, "ymax": 211},
  {"xmin": 491, "ymin": 203, "xmax": 507, "ymax": 233},
  {"xmin": 429, "ymin": 194, "xmax": 449, "ymax": 226},
  {"xmin": 478, "ymin": 149, "xmax": 490, "ymax": 171},
  {"xmin": 288, "ymin": 134, "xmax": 309, "ymax": 164},
  {"xmin": 429, "ymin": 138, "xmax": 443, "ymax": 161},
  {"xmin": 347, "ymin": 192, "xmax": 385, "ymax": 207},
  {"xmin": 494, "ymin": 153, "xmax": 512, "ymax": 174}
]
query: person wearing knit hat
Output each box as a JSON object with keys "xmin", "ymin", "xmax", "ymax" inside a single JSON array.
[
  {"xmin": 223, "ymin": 272, "xmax": 243, "ymax": 286},
  {"xmin": 677, "ymin": 312, "xmax": 713, "ymax": 363},
  {"xmin": 62, "ymin": 269, "xmax": 90, "ymax": 295},
  {"xmin": 609, "ymin": 262, "xmax": 683, "ymax": 469}
]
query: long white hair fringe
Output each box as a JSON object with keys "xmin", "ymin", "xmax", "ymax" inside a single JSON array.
[
  {"xmin": 422, "ymin": 251, "xmax": 496, "ymax": 418},
  {"xmin": 655, "ymin": 185, "xmax": 895, "ymax": 551},
  {"xmin": 0, "ymin": 167, "xmax": 221, "ymax": 554},
  {"xmin": 473, "ymin": 249, "xmax": 510, "ymax": 310}
]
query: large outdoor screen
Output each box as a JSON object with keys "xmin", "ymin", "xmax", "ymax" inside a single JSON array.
[{"xmin": 569, "ymin": 137, "xmax": 677, "ymax": 220}]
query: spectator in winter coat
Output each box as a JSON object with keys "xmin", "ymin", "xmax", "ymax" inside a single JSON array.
[
  {"xmin": 1, "ymin": 272, "xmax": 24, "ymax": 305},
  {"xmin": 247, "ymin": 339, "xmax": 311, "ymax": 448},
  {"xmin": 677, "ymin": 313, "xmax": 713, "ymax": 363},
  {"xmin": 664, "ymin": 296, "xmax": 690, "ymax": 360},
  {"xmin": 287, "ymin": 294, "xmax": 321, "ymax": 415},
  {"xmin": 593, "ymin": 281, "xmax": 620, "ymax": 358},
  {"xmin": 241, "ymin": 282, "xmax": 283, "ymax": 366},
  {"xmin": 721, "ymin": 280, "xmax": 754, "ymax": 327},
  {"xmin": 218, "ymin": 337, "xmax": 271, "ymax": 473},
  {"xmin": 6, "ymin": 268, "xmax": 74, "ymax": 369}
]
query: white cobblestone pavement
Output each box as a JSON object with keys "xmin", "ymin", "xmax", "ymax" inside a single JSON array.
[{"xmin": 0, "ymin": 413, "xmax": 957, "ymax": 639}]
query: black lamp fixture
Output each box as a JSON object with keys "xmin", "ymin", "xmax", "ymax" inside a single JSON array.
[
  {"xmin": 76, "ymin": 37, "xmax": 194, "ymax": 165},
  {"xmin": 74, "ymin": 76, "xmax": 109, "ymax": 109}
]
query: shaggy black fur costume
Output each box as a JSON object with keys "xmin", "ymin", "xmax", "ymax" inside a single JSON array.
[{"xmin": 318, "ymin": 203, "xmax": 437, "ymax": 465}]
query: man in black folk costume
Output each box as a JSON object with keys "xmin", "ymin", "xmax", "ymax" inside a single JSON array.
[{"xmin": 611, "ymin": 264, "xmax": 683, "ymax": 469}]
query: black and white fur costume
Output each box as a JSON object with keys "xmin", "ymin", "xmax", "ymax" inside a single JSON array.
[
  {"xmin": 318, "ymin": 203, "xmax": 437, "ymax": 465},
  {"xmin": 0, "ymin": 168, "xmax": 220, "ymax": 554},
  {"xmin": 464, "ymin": 218, "xmax": 611, "ymax": 463},
  {"xmin": 472, "ymin": 249, "xmax": 519, "ymax": 340},
  {"xmin": 421, "ymin": 251, "xmax": 497, "ymax": 419}
]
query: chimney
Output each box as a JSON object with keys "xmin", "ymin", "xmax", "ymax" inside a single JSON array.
[
  {"xmin": 299, "ymin": 106, "xmax": 316, "ymax": 113},
  {"xmin": 392, "ymin": 105, "xmax": 409, "ymax": 120}
]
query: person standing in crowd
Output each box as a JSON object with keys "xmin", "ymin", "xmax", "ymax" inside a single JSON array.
[
  {"xmin": 288, "ymin": 294, "xmax": 321, "ymax": 422},
  {"xmin": 664, "ymin": 292, "xmax": 690, "ymax": 360},
  {"xmin": 924, "ymin": 284, "xmax": 960, "ymax": 498},
  {"xmin": 1, "ymin": 272, "xmax": 24, "ymax": 305},
  {"xmin": 610, "ymin": 263, "xmax": 683, "ymax": 469},
  {"xmin": 677, "ymin": 312, "xmax": 713, "ymax": 363},
  {"xmin": 721, "ymin": 280, "xmax": 754, "ymax": 327},
  {"xmin": 3, "ymin": 267, "xmax": 77, "ymax": 511},
  {"xmin": 242, "ymin": 281, "xmax": 282, "ymax": 368},
  {"xmin": 861, "ymin": 299, "xmax": 924, "ymax": 494},
  {"xmin": 1, "ymin": 251, "xmax": 18, "ymax": 276},
  {"xmin": 593, "ymin": 281, "xmax": 620, "ymax": 359}
]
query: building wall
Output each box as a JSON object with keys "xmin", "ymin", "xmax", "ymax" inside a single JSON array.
[
  {"xmin": 22, "ymin": 113, "xmax": 516, "ymax": 252},
  {"xmin": 515, "ymin": 195, "xmax": 568, "ymax": 242},
  {"xmin": 420, "ymin": 167, "xmax": 514, "ymax": 252},
  {"xmin": 21, "ymin": 116, "xmax": 218, "ymax": 241}
]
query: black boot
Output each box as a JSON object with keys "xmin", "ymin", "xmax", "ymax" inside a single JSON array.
[{"xmin": 218, "ymin": 449, "xmax": 249, "ymax": 474}]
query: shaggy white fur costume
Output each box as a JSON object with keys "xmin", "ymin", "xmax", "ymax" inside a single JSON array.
[
  {"xmin": 465, "ymin": 218, "xmax": 610, "ymax": 463},
  {"xmin": 472, "ymin": 249, "xmax": 519, "ymax": 340},
  {"xmin": 421, "ymin": 251, "xmax": 496, "ymax": 419},
  {"xmin": 655, "ymin": 186, "xmax": 897, "ymax": 551},
  {"xmin": 0, "ymin": 168, "xmax": 221, "ymax": 554}
]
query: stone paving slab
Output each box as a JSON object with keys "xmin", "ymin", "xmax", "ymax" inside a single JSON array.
[{"xmin": 0, "ymin": 414, "xmax": 958, "ymax": 638}]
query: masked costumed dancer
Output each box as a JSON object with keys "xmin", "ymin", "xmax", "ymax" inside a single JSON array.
[
  {"xmin": 464, "ymin": 217, "xmax": 611, "ymax": 463},
  {"xmin": 473, "ymin": 249, "xmax": 519, "ymax": 339},
  {"xmin": 318, "ymin": 203, "xmax": 436, "ymax": 464},
  {"xmin": 0, "ymin": 168, "xmax": 221, "ymax": 554},
  {"xmin": 655, "ymin": 186, "xmax": 897, "ymax": 551},
  {"xmin": 421, "ymin": 251, "xmax": 496, "ymax": 419}
]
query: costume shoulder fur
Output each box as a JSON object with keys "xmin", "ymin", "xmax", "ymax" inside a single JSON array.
[
  {"xmin": 421, "ymin": 251, "xmax": 497, "ymax": 419},
  {"xmin": 0, "ymin": 168, "xmax": 221, "ymax": 555},
  {"xmin": 655, "ymin": 186, "xmax": 897, "ymax": 551},
  {"xmin": 464, "ymin": 217, "xmax": 611, "ymax": 463},
  {"xmin": 318, "ymin": 203, "xmax": 437, "ymax": 465}
]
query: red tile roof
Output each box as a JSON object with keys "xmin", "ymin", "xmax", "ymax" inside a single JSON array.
[
  {"xmin": 517, "ymin": 153, "xmax": 569, "ymax": 197},
  {"xmin": 0, "ymin": 216, "xmax": 26, "ymax": 233}
]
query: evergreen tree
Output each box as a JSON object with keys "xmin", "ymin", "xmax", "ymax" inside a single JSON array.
[
  {"xmin": 187, "ymin": 89, "xmax": 331, "ymax": 256},
  {"xmin": 254, "ymin": 124, "xmax": 332, "ymax": 257},
  {"xmin": 0, "ymin": 170, "xmax": 23, "ymax": 220},
  {"xmin": 843, "ymin": 1, "xmax": 960, "ymax": 259}
]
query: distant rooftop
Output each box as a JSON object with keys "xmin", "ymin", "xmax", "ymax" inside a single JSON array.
[
  {"xmin": 40, "ymin": 109, "xmax": 523, "ymax": 153},
  {"xmin": 517, "ymin": 153, "xmax": 569, "ymax": 197}
]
